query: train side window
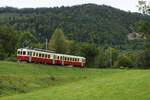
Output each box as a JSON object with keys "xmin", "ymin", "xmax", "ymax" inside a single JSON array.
[
  {"xmin": 36, "ymin": 53, "xmax": 38, "ymax": 57},
  {"xmin": 45, "ymin": 54, "xmax": 47, "ymax": 58},
  {"xmin": 39, "ymin": 53, "xmax": 41, "ymax": 57},
  {"xmin": 68, "ymin": 57, "xmax": 69, "ymax": 61},
  {"xmin": 48, "ymin": 55, "xmax": 50, "ymax": 58},
  {"xmin": 33, "ymin": 52, "xmax": 35, "ymax": 56},
  {"xmin": 42, "ymin": 54, "xmax": 44, "ymax": 58},
  {"xmin": 27, "ymin": 52, "xmax": 30, "ymax": 55},
  {"xmin": 57, "ymin": 56, "xmax": 59, "ymax": 60},
  {"xmin": 60, "ymin": 56, "xmax": 62, "ymax": 60},
  {"xmin": 23, "ymin": 51, "xmax": 26, "ymax": 55}
]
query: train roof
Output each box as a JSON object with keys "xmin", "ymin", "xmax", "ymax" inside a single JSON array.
[
  {"xmin": 18, "ymin": 48, "xmax": 54, "ymax": 53},
  {"xmin": 54, "ymin": 53, "xmax": 85, "ymax": 59}
]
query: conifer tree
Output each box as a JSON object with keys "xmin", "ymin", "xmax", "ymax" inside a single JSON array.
[{"xmin": 48, "ymin": 28, "xmax": 67, "ymax": 53}]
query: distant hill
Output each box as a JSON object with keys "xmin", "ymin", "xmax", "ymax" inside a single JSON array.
[{"xmin": 0, "ymin": 4, "xmax": 150, "ymax": 46}]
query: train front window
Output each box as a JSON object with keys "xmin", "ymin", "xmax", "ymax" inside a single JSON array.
[
  {"xmin": 17, "ymin": 51, "xmax": 20, "ymax": 55},
  {"xmin": 20, "ymin": 51, "xmax": 22, "ymax": 55}
]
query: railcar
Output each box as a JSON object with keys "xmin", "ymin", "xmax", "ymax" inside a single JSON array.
[{"xmin": 16, "ymin": 48, "xmax": 86, "ymax": 67}]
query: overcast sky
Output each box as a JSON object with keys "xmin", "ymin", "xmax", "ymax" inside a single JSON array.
[{"xmin": 0, "ymin": 0, "xmax": 149, "ymax": 12}]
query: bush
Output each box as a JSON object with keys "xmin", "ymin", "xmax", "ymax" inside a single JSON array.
[
  {"xmin": 0, "ymin": 48, "xmax": 6, "ymax": 60},
  {"xmin": 5, "ymin": 56, "xmax": 17, "ymax": 62},
  {"xmin": 137, "ymin": 49, "xmax": 150, "ymax": 68},
  {"xmin": 114, "ymin": 53, "xmax": 134, "ymax": 68}
]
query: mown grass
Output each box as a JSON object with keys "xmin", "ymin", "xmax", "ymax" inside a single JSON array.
[{"xmin": 0, "ymin": 61, "xmax": 150, "ymax": 100}]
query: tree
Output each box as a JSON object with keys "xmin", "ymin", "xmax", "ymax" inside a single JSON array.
[
  {"xmin": 137, "ymin": 1, "xmax": 150, "ymax": 68},
  {"xmin": 95, "ymin": 48, "xmax": 109, "ymax": 68},
  {"xmin": 134, "ymin": 20, "xmax": 150, "ymax": 39},
  {"xmin": 95, "ymin": 47, "xmax": 119, "ymax": 68},
  {"xmin": 105, "ymin": 47, "xmax": 119, "ymax": 67},
  {"xmin": 137, "ymin": 0, "xmax": 150, "ymax": 41},
  {"xmin": 138, "ymin": 0, "xmax": 150, "ymax": 15},
  {"xmin": 80, "ymin": 43, "xmax": 98, "ymax": 67},
  {"xmin": 0, "ymin": 26, "xmax": 18, "ymax": 59},
  {"xmin": 137, "ymin": 49, "xmax": 150, "ymax": 68},
  {"xmin": 18, "ymin": 32, "xmax": 37, "ymax": 48},
  {"xmin": 48, "ymin": 28, "xmax": 67, "ymax": 53}
]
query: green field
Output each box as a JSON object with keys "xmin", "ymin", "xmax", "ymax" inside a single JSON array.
[{"xmin": 0, "ymin": 61, "xmax": 150, "ymax": 100}]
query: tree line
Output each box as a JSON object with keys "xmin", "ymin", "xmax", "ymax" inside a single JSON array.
[
  {"xmin": 0, "ymin": 4, "xmax": 150, "ymax": 47},
  {"xmin": 0, "ymin": 2, "xmax": 149, "ymax": 68}
]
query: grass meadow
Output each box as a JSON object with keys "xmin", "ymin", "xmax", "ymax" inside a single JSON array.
[{"xmin": 0, "ymin": 61, "xmax": 150, "ymax": 100}]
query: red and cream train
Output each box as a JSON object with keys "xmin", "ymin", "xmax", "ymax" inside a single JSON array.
[{"xmin": 16, "ymin": 48, "xmax": 86, "ymax": 67}]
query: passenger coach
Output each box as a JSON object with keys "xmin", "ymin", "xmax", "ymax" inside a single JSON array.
[{"xmin": 16, "ymin": 48, "xmax": 86, "ymax": 67}]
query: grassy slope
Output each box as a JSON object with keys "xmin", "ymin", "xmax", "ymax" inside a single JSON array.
[{"xmin": 0, "ymin": 61, "xmax": 150, "ymax": 100}]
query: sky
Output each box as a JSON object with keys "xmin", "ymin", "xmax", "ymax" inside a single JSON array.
[{"xmin": 0, "ymin": 0, "xmax": 149, "ymax": 12}]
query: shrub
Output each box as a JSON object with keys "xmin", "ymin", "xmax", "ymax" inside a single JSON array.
[
  {"xmin": 114, "ymin": 53, "xmax": 134, "ymax": 68},
  {"xmin": 137, "ymin": 49, "xmax": 150, "ymax": 68}
]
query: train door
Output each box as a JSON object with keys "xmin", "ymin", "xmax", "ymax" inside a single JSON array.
[
  {"xmin": 53, "ymin": 55, "xmax": 55, "ymax": 64},
  {"xmin": 28, "ymin": 51, "xmax": 32, "ymax": 62},
  {"xmin": 62, "ymin": 56, "xmax": 64, "ymax": 65},
  {"xmin": 81, "ymin": 58, "xmax": 85, "ymax": 67},
  {"xmin": 81, "ymin": 59, "xmax": 83, "ymax": 67}
]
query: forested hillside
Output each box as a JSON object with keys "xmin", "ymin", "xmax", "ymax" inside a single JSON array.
[
  {"xmin": 0, "ymin": 4, "xmax": 149, "ymax": 68},
  {"xmin": 0, "ymin": 4, "xmax": 150, "ymax": 46}
]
